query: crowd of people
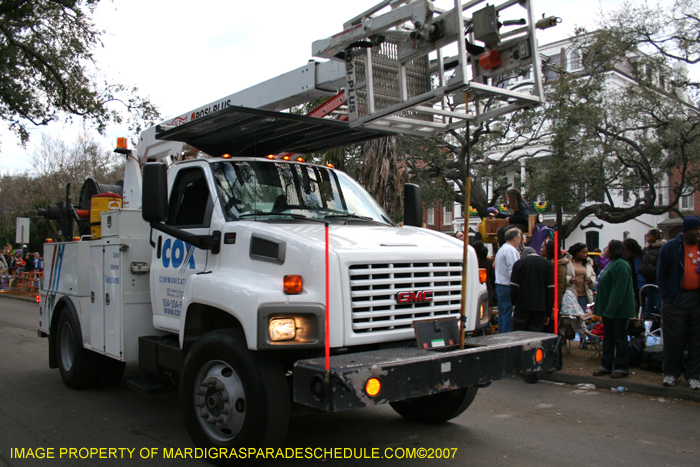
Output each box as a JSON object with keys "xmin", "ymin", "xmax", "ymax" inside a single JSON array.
[
  {"xmin": 454, "ymin": 211, "xmax": 700, "ymax": 390},
  {"xmin": 1, "ymin": 242, "xmax": 43, "ymax": 289}
]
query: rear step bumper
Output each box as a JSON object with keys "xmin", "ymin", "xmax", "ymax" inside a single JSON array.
[{"xmin": 293, "ymin": 331, "xmax": 560, "ymax": 412}]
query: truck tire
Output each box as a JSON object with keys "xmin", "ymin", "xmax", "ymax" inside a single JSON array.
[
  {"xmin": 180, "ymin": 329, "xmax": 289, "ymax": 464},
  {"xmin": 99, "ymin": 355, "xmax": 126, "ymax": 386},
  {"xmin": 390, "ymin": 387, "xmax": 478, "ymax": 424},
  {"xmin": 55, "ymin": 311, "xmax": 102, "ymax": 389}
]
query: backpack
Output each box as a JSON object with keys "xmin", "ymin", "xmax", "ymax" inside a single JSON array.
[{"xmin": 639, "ymin": 344, "xmax": 664, "ymax": 373}]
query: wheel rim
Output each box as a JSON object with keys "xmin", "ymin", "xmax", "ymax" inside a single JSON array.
[
  {"xmin": 194, "ymin": 360, "xmax": 246, "ymax": 442},
  {"xmin": 59, "ymin": 321, "xmax": 75, "ymax": 372}
]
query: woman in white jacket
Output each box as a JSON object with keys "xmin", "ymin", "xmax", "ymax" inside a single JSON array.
[{"xmin": 566, "ymin": 243, "xmax": 597, "ymax": 312}]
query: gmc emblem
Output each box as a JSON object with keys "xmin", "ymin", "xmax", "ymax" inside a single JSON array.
[{"xmin": 396, "ymin": 290, "xmax": 434, "ymax": 304}]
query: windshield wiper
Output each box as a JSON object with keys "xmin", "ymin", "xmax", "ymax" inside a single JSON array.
[
  {"xmin": 323, "ymin": 213, "xmax": 387, "ymax": 225},
  {"xmin": 238, "ymin": 212, "xmax": 309, "ymax": 220}
]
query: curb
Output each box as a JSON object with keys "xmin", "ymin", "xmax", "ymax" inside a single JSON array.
[
  {"xmin": 539, "ymin": 370, "xmax": 700, "ymax": 403},
  {"xmin": 0, "ymin": 293, "xmax": 36, "ymax": 304}
]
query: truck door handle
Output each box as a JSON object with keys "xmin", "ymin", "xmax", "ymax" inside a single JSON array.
[{"xmin": 105, "ymin": 293, "xmax": 110, "ymax": 306}]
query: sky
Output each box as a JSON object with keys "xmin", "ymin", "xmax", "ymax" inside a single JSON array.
[{"xmin": 0, "ymin": 0, "xmax": 634, "ymax": 174}]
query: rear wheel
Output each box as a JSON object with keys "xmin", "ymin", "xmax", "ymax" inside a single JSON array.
[
  {"xmin": 180, "ymin": 329, "xmax": 289, "ymax": 465},
  {"xmin": 390, "ymin": 387, "xmax": 478, "ymax": 423},
  {"xmin": 55, "ymin": 311, "xmax": 102, "ymax": 389}
]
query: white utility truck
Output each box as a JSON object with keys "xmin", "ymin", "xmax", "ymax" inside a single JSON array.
[{"xmin": 38, "ymin": 0, "xmax": 559, "ymax": 462}]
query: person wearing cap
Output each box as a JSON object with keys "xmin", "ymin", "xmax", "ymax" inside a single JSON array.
[
  {"xmin": 657, "ymin": 215, "xmax": 700, "ymax": 390},
  {"xmin": 510, "ymin": 246, "xmax": 555, "ymax": 383},
  {"xmin": 565, "ymin": 242, "xmax": 597, "ymax": 313}
]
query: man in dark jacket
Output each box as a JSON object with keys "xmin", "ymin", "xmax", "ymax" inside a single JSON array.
[
  {"xmin": 511, "ymin": 246, "xmax": 555, "ymax": 383},
  {"xmin": 657, "ymin": 216, "xmax": 700, "ymax": 390}
]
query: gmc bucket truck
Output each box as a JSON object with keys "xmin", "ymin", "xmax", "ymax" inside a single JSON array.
[{"xmin": 38, "ymin": 0, "xmax": 560, "ymax": 462}]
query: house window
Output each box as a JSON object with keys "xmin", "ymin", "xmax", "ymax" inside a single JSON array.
[
  {"xmin": 681, "ymin": 189, "xmax": 695, "ymax": 210},
  {"xmin": 444, "ymin": 205, "xmax": 452, "ymax": 225},
  {"xmin": 568, "ymin": 52, "xmax": 581, "ymax": 71},
  {"xmin": 586, "ymin": 231, "xmax": 599, "ymax": 251},
  {"xmin": 427, "ymin": 207, "xmax": 434, "ymax": 225}
]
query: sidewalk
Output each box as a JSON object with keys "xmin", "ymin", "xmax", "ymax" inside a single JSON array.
[
  {"xmin": 0, "ymin": 291, "xmax": 36, "ymax": 303},
  {"xmin": 539, "ymin": 339, "xmax": 700, "ymax": 403}
]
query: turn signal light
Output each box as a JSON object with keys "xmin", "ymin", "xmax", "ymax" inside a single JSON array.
[
  {"xmin": 365, "ymin": 377, "xmax": 382, "ymax": 397},
  {"xmin": 283, "ymin": 275, "xmax": 303, "ymax": 294},
  {"xmin": 36, "ymin": 295, "xmax": 40, "ymax": 303},
  {"xmin": 478, "ymin": 268, "xmax": 487, "ymax": 284},
  {"xmin": 535, "ymin": 348, "xmax": 544, "ymax": 363}
]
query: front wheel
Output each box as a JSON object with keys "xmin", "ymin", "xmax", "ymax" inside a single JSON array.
[
  {"xmin": 180, "ymin": 329, "xmax": 289, "ymax": 464},
  {"xmin": 390, "ymin": 387, "xmax": 478, "ymax": 424}
]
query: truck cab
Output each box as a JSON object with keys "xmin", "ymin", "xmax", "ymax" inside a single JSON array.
[{"xmin": 146, "ymin": 156, "xmax": 489, "ymax": 352}]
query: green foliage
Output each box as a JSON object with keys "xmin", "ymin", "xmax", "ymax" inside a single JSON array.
[{"xmin": 0, "ymin": 0, "xmax": 160, "ymax": 144}]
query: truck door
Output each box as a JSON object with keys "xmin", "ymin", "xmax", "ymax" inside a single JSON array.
[{"xmin": 151, "ymin": 166, "xmax": 213, "ymax": 331}]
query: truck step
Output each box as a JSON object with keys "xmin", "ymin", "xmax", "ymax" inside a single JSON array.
[{"xmin": 127, "ymin": 377, "xmax": 175, "ymax": 396}]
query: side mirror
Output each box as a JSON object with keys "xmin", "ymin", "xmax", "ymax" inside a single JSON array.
[
  {"xmin": 404, "ymin": 183, "xmax": 422, "ymax": 227},
  {"xmin": 142, "ymin": 163, "xmax": 168, "ymax": 222}
]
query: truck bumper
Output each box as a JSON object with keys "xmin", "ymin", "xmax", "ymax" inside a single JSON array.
[{"xmin": 293, "ymin": 331, "xmax": 560, "ymax": 412}]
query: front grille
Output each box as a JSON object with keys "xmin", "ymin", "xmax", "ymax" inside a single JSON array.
[{"xmin": 349, "ymin": 262, "xmax": 463, "ymax": 334}]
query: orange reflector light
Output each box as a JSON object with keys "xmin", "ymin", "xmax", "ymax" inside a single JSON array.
[
  {"xmin": 222, "ymin": 153, "xmax": 232, "ymax": 159},
  {"xmin": 283, "ymin": 275, "xmax": 303, "ymax": 294},
  {"xmin": 116, "ymin": 137, "xmax": 128, "ymax": 149},
  {"xmin": 296, "ymin": 157, "xmax": 305, "ymax": 162},
  {"xmin": 535, "ymin": 349, "xmax": 544, "ymax": 363},
  {"xmin": 267, "ymin": 155, "xmax": 275, "ymax": 159},
  {"xmin": 479, "ymin": 50, "xmax": 501, "ymax": 70},
  {"xmin": 327, "ymin": 163, "xmax": 334, "ymax": 168},
  {"xmin": 479, "ymin": 268, "xmax": 487, "ymax": 284},
  {"xmin": 283, "ymin": 155, "xmax": 291, "ymax": 161},
  {"xmin": 366, "ymin": 377, "xmax": 381, "ymax": 397}
]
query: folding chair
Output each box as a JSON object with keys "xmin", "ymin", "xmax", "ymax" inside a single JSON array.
[{"xmin": 638, "ymin": 284, "xmax": 662, "ymax": 345}]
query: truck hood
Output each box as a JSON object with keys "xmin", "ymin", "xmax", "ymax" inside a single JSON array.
[{"xmin": 249, "ymin": 222, "xmax": 464, "ymax": 254}]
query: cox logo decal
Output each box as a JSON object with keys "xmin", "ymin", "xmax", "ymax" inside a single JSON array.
[
  {"xmin": 162, "ymin": 238, "xmax": 196, "ymax": 271},
  {"xmin": 396, "ymin": 290, "xmax": 434, "ymax": 304}
]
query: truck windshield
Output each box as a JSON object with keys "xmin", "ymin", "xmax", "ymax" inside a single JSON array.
[{"xmin": 211, "ymin": 160, "xmax": 393, "ymax": 225}]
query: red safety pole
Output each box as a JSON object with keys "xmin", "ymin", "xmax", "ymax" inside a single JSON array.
[
  {"xmin": 553, "ymin": 230, "xmax": 559, "ymax": 335},
  {"xmin": 325, "ymin": 223, "xmax": 330, "ymax": 383}
]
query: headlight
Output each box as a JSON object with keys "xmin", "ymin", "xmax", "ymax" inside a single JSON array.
[{"xmin": 269, "ymin": 318, "xmax": 296, "ymax": 341}]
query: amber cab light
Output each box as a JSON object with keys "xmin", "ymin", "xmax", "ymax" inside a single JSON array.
[
  {"xmin": 365, "ymin": 377, "xmax": 382, "ymax": 397},
  {"xmin": 222, "ymin": 153, "xmax": 232, "ymax": 159},
  {"xmin": 267, "ymin": 155, "xmax": 276, "ymax": 159},
  {"xmin": 478, "ymin": 268, "xmax": 487, "ymax": 284},
  {"xmin": 296, "ymin": 157, "xmax": 305, "ymax": 162},
  {"xmin": 282, "ymin": 155, "xmax": 291, "ymax": 161},
  {"xmin": 283, "ymin": 275, "xmax": 303, "ymax": 294}
]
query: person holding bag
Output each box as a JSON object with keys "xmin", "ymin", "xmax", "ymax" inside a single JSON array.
[{"xmin": 592, "ymin": 240, "xmax": 636, "ymax": 379}]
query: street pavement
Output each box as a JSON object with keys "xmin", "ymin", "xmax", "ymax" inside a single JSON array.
[{"xmin": 1, "ymin": 294, "xmax": 699, "ymax": 467}]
